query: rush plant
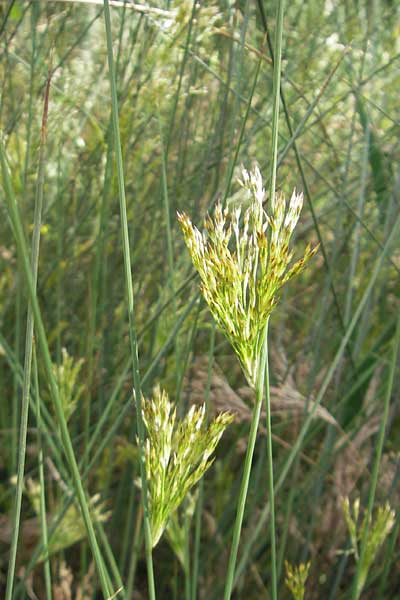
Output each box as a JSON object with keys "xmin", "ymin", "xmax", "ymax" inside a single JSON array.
[{"xmin": 178, "ymin": 163, "xmax": 317, "ymax": 599}]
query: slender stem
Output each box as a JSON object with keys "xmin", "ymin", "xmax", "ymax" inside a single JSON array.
[
  {"xmin": 184, "ymin": 511, "xmax": 191, "ymax": 600},
  {"xmin": 192, "ymin": 465, "xmax": 203, "ymax": 600},
  {"xmin": 11, "ymin": 252, "xmax": 22, "ymax": 472},
  {"xmin": 34, "ymin": 344, "xmax": 52, "ymax": 600},
  {"xmin": 224, "ymin": 323, "xmax": 269, "ymax": 600},
  {"xmin": 266, "ymin": 1, "xmax": 285, "ymax": 597},
  {"xmin": 222, "ymin": 51, "xmax": 263, "ymax": 208},
  {"xmin": 268, "ymin": 0, "xmax": 285, "ymax": 205},
  {"xmin": 126, "ymin": 505, "xmax": 144, "ymax": 597},
  {"xmin": 97, "ymin": 522, "xmax": 125, "ymax": 596},
  {"xmin": 353, "ymin": 310, "xmax": 400, "ymax": 600},
  {"xmin": 223, "ymin": 396, "xmax": 263, "ymax": 600},
  {"xmin": 263, "ymin": 322, "xmax": 277, "ymax": 600},
  {"xmin": 5, "ymin": 66, "xmax": 51, "ymax": 600},
  {"xmin": 102, "ymin": 2, "xmax": 156, "ymax": 598}
]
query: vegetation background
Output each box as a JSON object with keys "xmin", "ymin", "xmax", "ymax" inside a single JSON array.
[{"xmin": 0, "ymin": 0, "xmax": 399, "ymax": 598}]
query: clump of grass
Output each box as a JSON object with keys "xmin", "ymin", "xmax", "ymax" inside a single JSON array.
[
  {"xmin": 1, "ymin": 1, "xmax": 399, "ymax": 597},
  {"xmin": 178, "ymin": 164, "xmax": 317, "ymax": 389},
  {"xmin": 141, "ymin": 385, "xmax": 233, "ymax": 547}
]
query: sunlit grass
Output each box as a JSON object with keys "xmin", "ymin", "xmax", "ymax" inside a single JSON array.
[{"xmin": 0, "ymin": 1, "xmax": 399, "ymax": 598}]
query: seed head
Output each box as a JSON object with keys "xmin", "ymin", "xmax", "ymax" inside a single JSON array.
[
  {"xmin": 342, "ymin": 496, "xmax": 395, "ymax": 597},
  {"xmin": 285, "ymin": 561, "xmax": 311, "ymax": 600},
  {"xmin": 178, "ymin": 164, "xmax": 318, "ymax": 388},
  {"xmin": 142, "ymin": 386, "xmax": 233, "ymax": 546}
]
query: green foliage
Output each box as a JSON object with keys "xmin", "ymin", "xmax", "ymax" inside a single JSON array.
[{"xmin": 0, "ymin": 0, "xmax": 399, "ymax": 597}]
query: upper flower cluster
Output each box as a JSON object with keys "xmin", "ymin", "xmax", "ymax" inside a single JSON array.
[{"xmin": 178, "ymin": 164, "xmax": 318, "ymax": 388}]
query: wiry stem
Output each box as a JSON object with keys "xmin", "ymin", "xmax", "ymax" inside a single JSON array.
[
  {"xmin": 265, "ymin": 0, "xmax": 285, "ymax": 597},
  {"xmin": 263, "ymin": 320, "xmax": 277, "ymax": 600},
  {"xmin": 224, "ymin": 322, "xmax": 269, "ymax": 600},
  {"xmin": 102, "ymin": 1, "xmax": 156, "ymax": 597},
  {"xmin": 33, "ymin": 344, "xmax": 52, "ymax": 599}
]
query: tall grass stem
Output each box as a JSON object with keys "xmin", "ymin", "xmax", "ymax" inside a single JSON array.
[
  {"xmin": 223, "ymin": 323, "xmax": 269, "ymax": 600},
  {"xmin": 191, "ymin": 323, "xmax": 216, "ymax": 600},
  {"xmin": 263, "ymin": 322, "xmax": 277, "ymax": 600},
  {"xmin": 102, "ymin": 1, "xmax": 156, "ymax": 598},
  {"xmin": 266, "ymin": 0, "xmax": 286, "ymax": 596},
  {"xmin": 33, "ymin": 344, "xmax": 52, "ymax": 599}
]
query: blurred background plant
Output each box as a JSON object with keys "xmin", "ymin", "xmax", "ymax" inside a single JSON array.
[
  {"xmin": 285, "ymin": 561, "xmax": 311, "ymax": 600},
  {"xmin": 0, "ymin": 0, "xmax": 399, "ymax": 598}
]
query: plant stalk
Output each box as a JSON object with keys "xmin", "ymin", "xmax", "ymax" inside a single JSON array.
[
  {"xmin": 223, "ymin": 322, "xmax": 269, "ymax": 600},
  {"xmin": 263, "ymin": 321, "xmax": 277, "ymax": 600},
  {"xmin": 102, "ymin": 1, "xmax": 156, "ymax": 598},
  {"xmin": 266, "ymin": 0, "xmax": 285, "ymax": 596},
  {"xmin": 34, "ymin": 344, "xmax": 52, "ymax": 599}
]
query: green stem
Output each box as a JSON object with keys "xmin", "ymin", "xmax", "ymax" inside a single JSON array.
[
  {"xmin": 184, "ymin": 511, "xmax": 191, "ymax": 600},
  {"xmin": 34, "ymin": 344, "xmax": 52, "ymax": 600},
  {"xmin": 126, "ymin": 506, "xmax": 144, "ymax": 598},
  {"xmin": 102, "ymin": 2, "xmax": 156, "ymax": 598},
  {"xmin": 268, "ymin": 0, "xmax": 285, "ymax": 206},
  {"xmin": 263, "ymin": 322, "xmax": 277, "ymax": 600},
  {"xmin": 223, "ymin": 323, "xmax": 269, "ymax": 600},
  {"xmin": 266, "ymin": 0, "xmax": 285, "ymax": 596}
]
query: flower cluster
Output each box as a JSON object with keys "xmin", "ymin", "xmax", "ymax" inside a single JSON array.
[
  {"xmin": 285, "ymin": 560, "xmax": 311, "ymax": 600},
  {"xmin": 178, "ymin": 164, "xmax": 318, "ymax": 388},
  {"xmin": 342, "ymin": 496, "xmax": 395, "ymax": 598},
  {"xmin": 142, "ymin": 386, "xmax": 233, "ymax": 547},
  {"xmin": 53, "ymin": 348, "xmax": 84, "ymax": 422}
]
